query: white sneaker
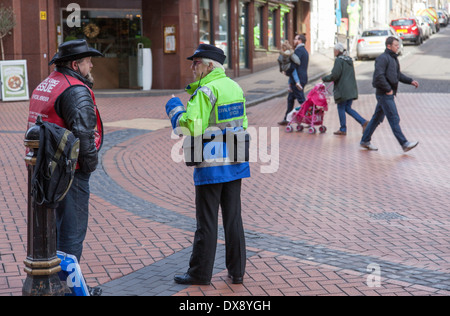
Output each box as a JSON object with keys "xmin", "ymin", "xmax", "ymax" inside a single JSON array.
[
  {"xmin": 402, "ymin": 141, "xmax": 419, "ymax": 152},
  {"xmin": 360, "ymin": 142, "xmax": 378, "ymax": 151}
]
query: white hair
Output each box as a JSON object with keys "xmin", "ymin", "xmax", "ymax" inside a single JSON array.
[
  {"xmin": 334, "ymin": 43, "xmax": 345, "ymax": 53},
  {"xmin": 334, "ymin": 43, "xmax": 348, "ymax": 56},
  {"xmin": 201, "ymin": 58, "xmax": 225, "ymax": 71}
]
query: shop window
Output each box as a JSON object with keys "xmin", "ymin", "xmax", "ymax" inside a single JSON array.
[
  {"xmin": 268, "ymin": 8, "xmax": 276, "ymax": 49},
  {"xmin": 217, "ymin": 0, "xmax": 230, "ymax": 67},
  {"xmin": 61, "ymin": 9, "xmax": 143, "ymax": 89},
  {"xmin": 238, "ymin": 1, "xmax": 249, "ymax": 69},
  {"xmin": 254, "ymin": 5, "xmax": 264, "ymax": 48},
  {"xmin": 280, "ymin": 6, "xmax": 290, "ymax": 42},
  {"xmin": 199, "ymin": 0, "xmax": 212, "ymax": 47}
]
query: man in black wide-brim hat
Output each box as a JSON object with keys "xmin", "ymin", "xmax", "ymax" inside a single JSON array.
[{"xmin": 27, "ymin": 39, "xmax": 104, "ymax": 295}]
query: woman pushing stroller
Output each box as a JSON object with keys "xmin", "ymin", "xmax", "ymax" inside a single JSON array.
[{"xmin": 322, "ymin": 43, "xmax": 368, "ymax": 135}]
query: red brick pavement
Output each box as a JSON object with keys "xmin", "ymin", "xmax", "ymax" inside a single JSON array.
[{"xmin": 1, "ymin": 92, "xmax": 449, "ymax": 296}]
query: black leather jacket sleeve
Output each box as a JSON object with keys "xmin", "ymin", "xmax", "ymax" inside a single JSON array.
[{"xmin": 55, "ymin": 85, "xmax": 98, "ymax": 173}]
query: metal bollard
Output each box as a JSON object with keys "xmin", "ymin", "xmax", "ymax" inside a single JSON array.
[{"xmin": 22, "ymin": 117, "xmax": 65, "ymax": 296}]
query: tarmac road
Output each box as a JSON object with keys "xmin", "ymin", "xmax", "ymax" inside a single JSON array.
[{"xmin": 356, "ymin": 26, "xmax": 450, "ymax": 94}]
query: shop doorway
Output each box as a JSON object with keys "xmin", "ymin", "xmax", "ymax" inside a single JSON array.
[{"xmin": 61, "ymin": 9, "xmax": 144, "ymax": 89}]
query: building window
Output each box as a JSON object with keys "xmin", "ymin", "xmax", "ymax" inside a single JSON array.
[
  {"xmin": 217, "ymin": 0, "xmax": 230, "ymax": 67},
  {"xmin": 61, "ymin": 9, "xmax": 143, "ymax": 89},
  {"xmin": 254, "ymin": 4, "xmax": 263, "ymax": 48},
  {"xmin": 199, "ymin": 0, "xmax": 212, "ymax": 46},
  {"xmin": 268, "ymin": 7, "xmax": 276, "ymax": 49},
  {"xmin": 238, "ymin": 1, "xmax": 249, "ymax": 69},
  {"xmin": 280, "ymin": 6, "xmax": 290, "ymax": 42}
]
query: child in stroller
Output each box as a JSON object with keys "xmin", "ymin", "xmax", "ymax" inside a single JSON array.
[{"xmin": 285, "ymin": 83, "xmax": 330, "ymax": 134}]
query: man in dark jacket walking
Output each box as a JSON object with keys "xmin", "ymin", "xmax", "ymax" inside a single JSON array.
[
  {"xmin": 323, "ymin": 43, "xmax": 367, "ymax": 135},
  {"xmin": 360, "ymin": 36, "xmax": 419, "ymax": 152},
  {"xmin": 278, "ymin": 34, "xmax": 309, "ymax": 125}
]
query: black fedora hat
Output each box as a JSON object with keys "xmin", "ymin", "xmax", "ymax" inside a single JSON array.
[
  {"xmin": 49, "ymin": 39, "xmax": 104, "ymax": 65},
  {"xmin": 187, "ymin": 44, "xmax": 226, "ymax": 65}
]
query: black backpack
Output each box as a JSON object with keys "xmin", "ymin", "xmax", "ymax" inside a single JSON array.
[{"xmin": 31, "ymin": 118, "xmax": 80, "ymax": 208}]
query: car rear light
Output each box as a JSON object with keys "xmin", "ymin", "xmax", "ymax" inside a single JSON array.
[
  {"xmin": 358, "ymin": 39, "xmax": 365, "ymax": 44},
  {"xmin": 412, "ymin": 26, "xmax": 418, "ymax": 30}
]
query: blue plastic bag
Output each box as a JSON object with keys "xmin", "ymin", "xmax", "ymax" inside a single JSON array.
[{"xmin": 57, "ymin": 251, "xmax": 90, "ymax": 296}]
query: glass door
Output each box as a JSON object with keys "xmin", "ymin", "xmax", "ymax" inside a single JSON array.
[{"xmin": 61, "ymin": 9, "xmax": 143, "ymax": 89}]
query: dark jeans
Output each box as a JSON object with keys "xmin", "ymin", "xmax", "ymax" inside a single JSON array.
[
  {"xmin": 56, "ymin": 170, "xmax": 91, "ymax": 263},
  {"xmin": 284, "ymin": 84, "xmax": 306, "ymax": 120},
  {"xmin": 188, "ymin": 179, "xmax": 246, "ymax": 282},
  {"xmin": 361, "ymin": 94, "xmax": 407, "ymax": 146},
  {"xmin": 337, "ymin": 99, "xmax": 366, "ymax": 132}
]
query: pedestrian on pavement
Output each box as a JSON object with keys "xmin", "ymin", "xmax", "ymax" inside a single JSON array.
[
  {"xmin": 361, "ymin": 36, "xmax": 419, "ymax": 152},
  {"xmin": 278, "ymin": 34, "xmax": 309, "ymax": 125},
  {"xmin": 165, "ymin": 44, "xmax": 250, "ymax": 285},
  {"xmin": 277, "ymin": 40, "xmax": 301, "ymax": 90},
  {"xmin": 322, "ymin": 42, "xmax": 368, "ymax": 135},
  {"xmin": 27, "ymin": 39, "xmax": 104, "ymax": 295}
]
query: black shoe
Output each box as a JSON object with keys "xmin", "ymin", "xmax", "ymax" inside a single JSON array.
[
  {"xmin": 228, "ymin": 275, "xmax": 244, "ymax": 284},
  {"xmin": 174, "ymin": 273, "xmax": 210, "ymax": 285},
  {"xmin": 87, "ymin": 285, "xmax": 102, "ymax": 296}
]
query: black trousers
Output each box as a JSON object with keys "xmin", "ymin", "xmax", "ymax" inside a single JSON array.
[
  {"xmin": 284, "ymin": 83, "xmax": 306, "ymax": 120},
  {"xmin": 56, "ymin": 171, "xmax": 91, "ymax": 263},
  {"xmin": 188, "ymin": 179, "xmax": 246, "ymax": 282}
]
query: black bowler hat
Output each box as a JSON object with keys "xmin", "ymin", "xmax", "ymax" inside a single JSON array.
[
  {"xmin": 49, "ymin": 39, "xmax": 104, "ymax": 65},
  {"xmin": 187, "ymin": 44, "xmax": 226, "ymax": 65}
]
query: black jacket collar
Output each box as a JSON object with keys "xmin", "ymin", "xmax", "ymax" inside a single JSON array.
[
  {"xmin": 55, "ymin": 66, "xmax": 93, "ymax": 89},
  {"xmin": 385, "ymin": 48, "xmax": 398, "ymax": 59}
]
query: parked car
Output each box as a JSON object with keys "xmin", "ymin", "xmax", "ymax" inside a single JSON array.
[
  {"xmin": 437, "ymin": 10, "xmax": 448, "ymax": 26},
  {"xmin": 416, "ymin": 15, "xmax": 432, "ymax": 39},
  {"xmin": 390, "ymin": 18, "xmax": 423, "ymax": 45},
  {"xmin": 416, "ymin": 7, "xmax": 440, "ymax": 32},
  {"xmin": 422, "ymin": 15, "xmax": 437, "ymax": 34},
  {"xmin": 356, "ymin": 27, "xmax": 403, "ymax": 60}
]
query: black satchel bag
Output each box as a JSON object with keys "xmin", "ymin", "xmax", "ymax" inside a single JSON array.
[{"xmin": 31, "ymin": 118, "xmax": 80, "ymax": 208}]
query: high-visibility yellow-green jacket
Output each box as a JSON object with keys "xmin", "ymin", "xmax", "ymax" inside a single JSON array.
[{"xmin": 166, "ymin": 68, "xmax": 250, "ymax": 185}]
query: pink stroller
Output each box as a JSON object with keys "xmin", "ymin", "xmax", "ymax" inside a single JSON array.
[{"xmin": 285, "ymin": 83, "xmax": 330, "ymax": 134}]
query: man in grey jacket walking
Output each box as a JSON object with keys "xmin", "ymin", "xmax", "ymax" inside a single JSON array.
[{"xmin": 360, "ymin": 36, "xmax": 419, "ymax": 152}]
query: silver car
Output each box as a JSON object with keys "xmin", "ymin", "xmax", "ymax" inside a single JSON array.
[
  {"xmin": 416, "ymin": 15, "xmax": 432, "ymax": 39},
  {"xmin": 422, "ymin": 15, "xmax": 437, "ymax": 34},
  {"xmin": 438, "ymin": 10, "xmax": 449, "ymax": 26},
  {"xmin": 356, "ymin": 27, "xmax": 403, "ymax": 60}
]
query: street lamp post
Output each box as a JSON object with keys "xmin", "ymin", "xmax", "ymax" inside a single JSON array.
[{"xmin": 22, "ymin": 116, "xmax": 65, "ymax": 296}]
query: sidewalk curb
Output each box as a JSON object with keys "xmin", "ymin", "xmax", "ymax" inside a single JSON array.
[{"xmin": 246, "ymin": 71, "xmax": 329, "ymax": 108}]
